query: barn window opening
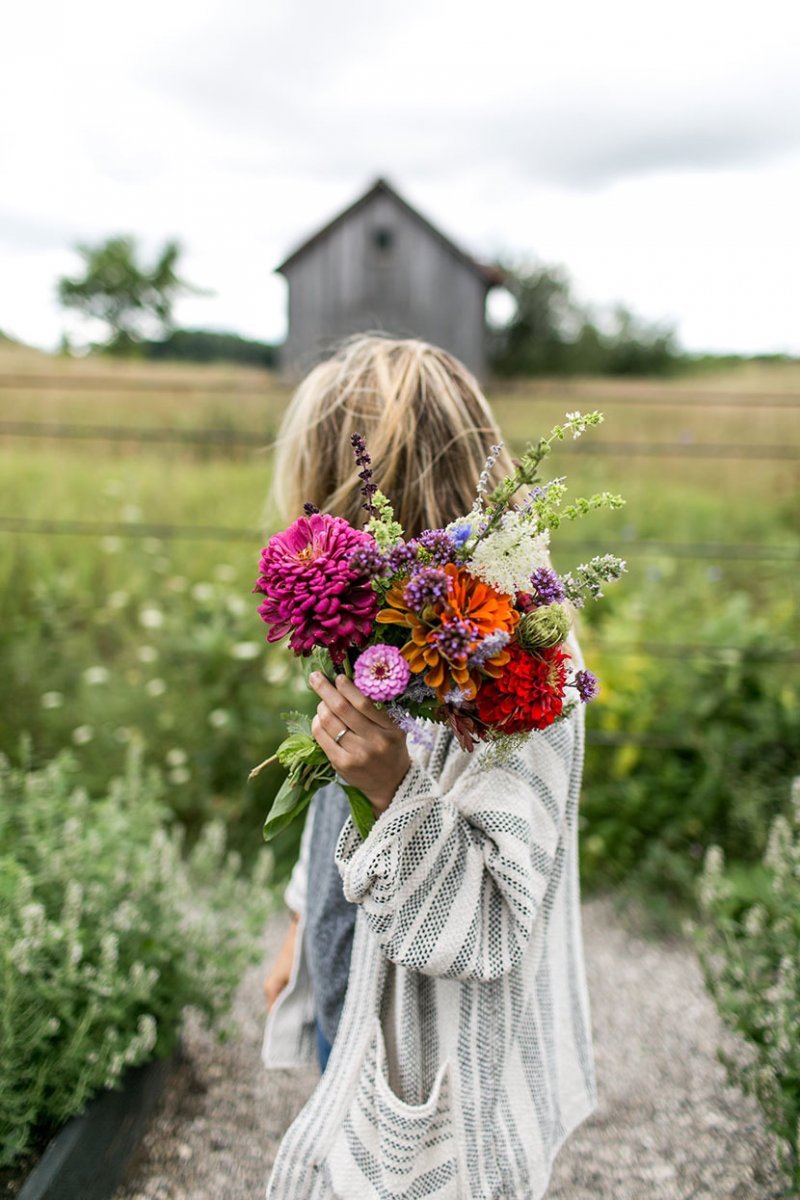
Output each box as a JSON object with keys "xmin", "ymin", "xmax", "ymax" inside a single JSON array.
[{"xmin": 371, "ymin": 226, "xmax": 394, "ymax": 252}]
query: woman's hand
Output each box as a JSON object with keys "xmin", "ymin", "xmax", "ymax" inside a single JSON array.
[
  {"xmin": 263, "ymin": 914, "xmax": 299, "ymax": 1011},
  {"xmin": 309, "ymin": 671, "xmax": 411, "ymax": 815}
]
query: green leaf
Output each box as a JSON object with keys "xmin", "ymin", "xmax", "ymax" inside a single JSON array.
[
  {"xmin": 343, "ymin": 785, "xmax": 377, "ymax": 841},
  {"xmin": 301, "ymin": 647, "xmax": 335, "ymax": 684},
  {"xmin": 275, "ymin": 732, "xmax": 325, "ymax": 768},
  {"xmin": 262, "ymin": 777, "xmax": 315, "ymax": 841},
  {"xmin": 280, "ymin": 710, "xmax": 313, "ymax": 737}
]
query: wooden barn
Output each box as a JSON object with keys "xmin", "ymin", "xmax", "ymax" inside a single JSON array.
[{"xmin": 276, "ymin": 177, "xmax": 503, "ymax": 380}]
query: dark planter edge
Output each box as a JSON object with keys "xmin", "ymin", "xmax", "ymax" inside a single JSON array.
[{"xmin": 16, "ymin": 1049, "xmax": 179, "ymax": 1200}]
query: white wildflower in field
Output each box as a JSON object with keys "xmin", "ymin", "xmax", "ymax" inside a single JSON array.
[
  {"xmin": 565, "ymin": 411, "xmax": 591, "ymax": 439},
  {"xmin": 83, "ymin": 666, "xmax": 110, "ymax": 685},
  {"xmin": 137, "ymin": 645, "xmax": 158, "ymax": 663},
  {"xmin": 107, "ymin": 590, "xmax": 130, "ymax": 609},
  {"xmin": 139, "ymin": 606, "xmax": 164, "ymax": 630},
  {"xmin": 231, "ymin": 641, "xmax": 260, "ymax": 660},
  {"xmin": 467, "ymin": 512, "xmax": 551, "ymax": 595},
  {"xmin": 168, "ymin": 766, "xmax": 191, "ymax": 785},
  {"xmin": 101, "ymin": 536, "xmax": 123, "ymax": 554},
  {"xmin": 145, "ymin": 678, "xmax": 167, "ymax": 698},
  {"xmin": 264, "ymin": 659, "xmax": 290, "ymax": 684},
  {"xmin": 226, "ymin": 594, "xmax": 247, "ymax": 617},
  {"xmin": 192, "ymin": 582, "xmax": 214, "ymax": 602},
  {"xmin": 214, "ymin": 563, "xmax": 236, "ymax": 582},
  {"xmin": 71, "ymin": 725, "xmax": 94, "ymax": 745},
  {"xmin": 165, "ymin": 747, "xmax": 188, "ymax": 767},
  {"xmin": 41, "ymin": 691, "xmax": 64, "ymax": 709},
  {"xmin": 208, "ymin": 708, "xmax": 231, "ymax": 729}
]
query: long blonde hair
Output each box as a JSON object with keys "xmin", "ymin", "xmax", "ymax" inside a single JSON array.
[{"xmin": 269, "ymin": 333, "xmax": 516, "ymax": 536}]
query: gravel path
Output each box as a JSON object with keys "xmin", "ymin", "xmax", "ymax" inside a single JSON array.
[{"xmin": 115, "ymin": 895, "xmax": 786, "ymax": 1200}]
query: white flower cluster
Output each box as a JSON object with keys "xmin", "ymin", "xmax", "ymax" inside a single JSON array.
[{"xmin": 466, "ymin": 511, "xmax": 551, "ymax": 595}]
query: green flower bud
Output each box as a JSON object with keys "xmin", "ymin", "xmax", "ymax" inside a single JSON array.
[{"xmin": 518, "ymin": 603, "xmax": 571, "ymax": 650}]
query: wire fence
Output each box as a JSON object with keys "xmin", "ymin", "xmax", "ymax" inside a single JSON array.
[
  {"xmin": 3, "ymin": 372, "xmax": 800, "ymax": 407},
  {"xmin": 2, "ymin": 420, "xmax": 799, "ymax": 463}
]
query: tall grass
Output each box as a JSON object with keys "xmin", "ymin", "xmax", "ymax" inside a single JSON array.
[{"xmin": 1, "ymin": 347, "xmax": 798, "ymax": 904}]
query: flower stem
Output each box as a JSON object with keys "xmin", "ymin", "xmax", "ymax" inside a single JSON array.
[{"xmin": 248, "ymin": 753, "xmax": 278, "ymax": 781}]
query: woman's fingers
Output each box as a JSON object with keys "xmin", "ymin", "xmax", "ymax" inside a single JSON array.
[
  {"xmin": 309, "ymin": 672, "xmax": 391, "ymax": 734},
  {"xmin": 333, "ymin": 674, "xmax": 397, "ymax": 729}
]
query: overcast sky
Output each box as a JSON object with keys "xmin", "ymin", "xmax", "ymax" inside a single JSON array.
[{"xmin": 2, "ymin": 0, "xmax": 799, "ymax": 354}]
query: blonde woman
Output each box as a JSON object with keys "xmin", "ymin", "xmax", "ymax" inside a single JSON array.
[{"xmin": 261, "ymin": 334, "xmax": 597, "ymax": 1199}]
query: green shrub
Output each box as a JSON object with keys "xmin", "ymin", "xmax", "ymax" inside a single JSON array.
[
  {"xmin": 0, "ymin": 527, "xmax": 306, "ymax": 874},
  {"xmin": 690, "ymin": 778, "xmax": 800, "ymax": 1193},
  {"xmin": 0, "ymin": 744, "xmax": 273, "ymax": 1168},
  {"xmin": 574, "ymin": 564, "xmax": 799, "ymax": 921}
]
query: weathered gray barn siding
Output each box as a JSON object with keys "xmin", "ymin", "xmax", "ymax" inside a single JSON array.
[{"xmin": 278, "ymin": 180, "xmax": 497, "ymax": 380}]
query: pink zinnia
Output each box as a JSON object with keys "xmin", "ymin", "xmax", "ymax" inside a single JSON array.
[
  {"xmin": 253, "ymin": 514, "xmax": 380, "ymax": 663},
  {"xmin": 353, "ymin": 644, "xmax": 411, "ymax": 702}
]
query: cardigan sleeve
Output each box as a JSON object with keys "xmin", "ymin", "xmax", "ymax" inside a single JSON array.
[
  {"xmin": 282, "ymin": 795, "xmax": 316, "ymax": 916},
  {"xmin": 334, "ymin": 713, "xmax": 580, "ymax": 981}
]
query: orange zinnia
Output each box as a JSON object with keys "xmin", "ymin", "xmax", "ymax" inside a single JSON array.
[{"xmin": 376, "ymin": 562, "xmax": 519, "ymax": 701}]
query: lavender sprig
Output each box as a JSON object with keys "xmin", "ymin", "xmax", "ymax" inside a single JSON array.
[
  {"xmin": 475, "ymin": 443, "xmax": 504, "ymax": 502},
  {"xmin": 351, "ymin": 432, "xmax": 378, "ymax": 518},
  {"xmin": 467, "ymin": 629, "xmax": 510, "ymax": 668}
]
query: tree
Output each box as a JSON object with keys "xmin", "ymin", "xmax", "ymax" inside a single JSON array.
[
  {"xmin": 56, "ymin": 236, "xmax": 207, "ymax": 353},
  {"xmin": 490, "ymin": 260, "xmax": 682, "ymax": 378},
  {"xmin": 489, "ymin": 261, "xmax": 584, "ymax": 376}
]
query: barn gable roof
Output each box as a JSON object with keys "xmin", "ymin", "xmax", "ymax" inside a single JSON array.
[{"xmin": 275, "ymin": 176, "xmax": 504, "ymax": 286}]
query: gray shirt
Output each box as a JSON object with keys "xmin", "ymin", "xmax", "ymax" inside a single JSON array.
[{"xmin": 304, "ymin": 782, "xmax": 357, "ymax": 1045}]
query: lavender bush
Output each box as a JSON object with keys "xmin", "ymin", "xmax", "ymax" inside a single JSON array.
[
  {"xmin": 0, "ymin": 742, "xmax": 273, "ymax": 1168},
  {"xmin": 690, "ymin": 777, "xmax": 800, "ymax": 1194}
]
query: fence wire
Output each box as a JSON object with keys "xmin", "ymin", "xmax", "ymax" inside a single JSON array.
[{"xmin": 2, "ymin": 419, "xmax": 799, "ymax": 461}]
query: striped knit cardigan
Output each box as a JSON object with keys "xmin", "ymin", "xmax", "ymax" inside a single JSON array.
[{"xmin": 263, "ymin": 645, "xmax": 598, "ymax": 1199}]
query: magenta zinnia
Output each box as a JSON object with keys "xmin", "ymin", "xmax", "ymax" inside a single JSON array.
[
  {"xmin": 253, "ymin": 514, "xmax": 380, "ymax": 663},
  {"xmin": 353, "ymin": 643, "xmax": 411, "ymax": 702}
]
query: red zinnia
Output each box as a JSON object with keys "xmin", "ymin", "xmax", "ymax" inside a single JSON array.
[{"xmin": 473, "ymin": 643, "xmax": 571, "ymax": 733}]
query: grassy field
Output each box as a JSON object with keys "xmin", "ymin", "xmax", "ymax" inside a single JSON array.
[{"xmin": 1, "ymin": 344, "xmax": 798, "ymax": 912}]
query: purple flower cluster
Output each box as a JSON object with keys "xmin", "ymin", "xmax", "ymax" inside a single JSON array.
[
  {"xmin": 348, "ymin": 542, "xmax": 387, "ymax": 577},
  {"xmin": 573, "ymin": 669, "xmax": 600, "ymax": 703},
  {"xmin": 529, "ymin": 566, "xmax": 566, "ymax": 606},
  {"xmin": 403, "ymin": 567, "xmax": 450, "ymax": 612},
  {"xmin": 431, "ymin": 617, "xmax": 479, "ymax": 665},
  {"xmin": 351, "ymin": 432, "xmax": 378, "ymax": 517},
  {"xmin": 417, "ymin": 528, "xmax": 456, "ymax": 563},
  {"xmin": 386, "ymin": 705, "xmax": 436, "ymax": 747},
  {"xmin": 467, "ymin": 629, "xmax": 511, "ymax": 668},
  {"xmin": 386, "ymin": 541, "xmax": 419, "ymax": 574}
]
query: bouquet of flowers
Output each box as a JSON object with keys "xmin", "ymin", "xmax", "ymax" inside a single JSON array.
[{"xmin": 250, "ymin": 411, "xmax": 626, "ymax": 841}]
